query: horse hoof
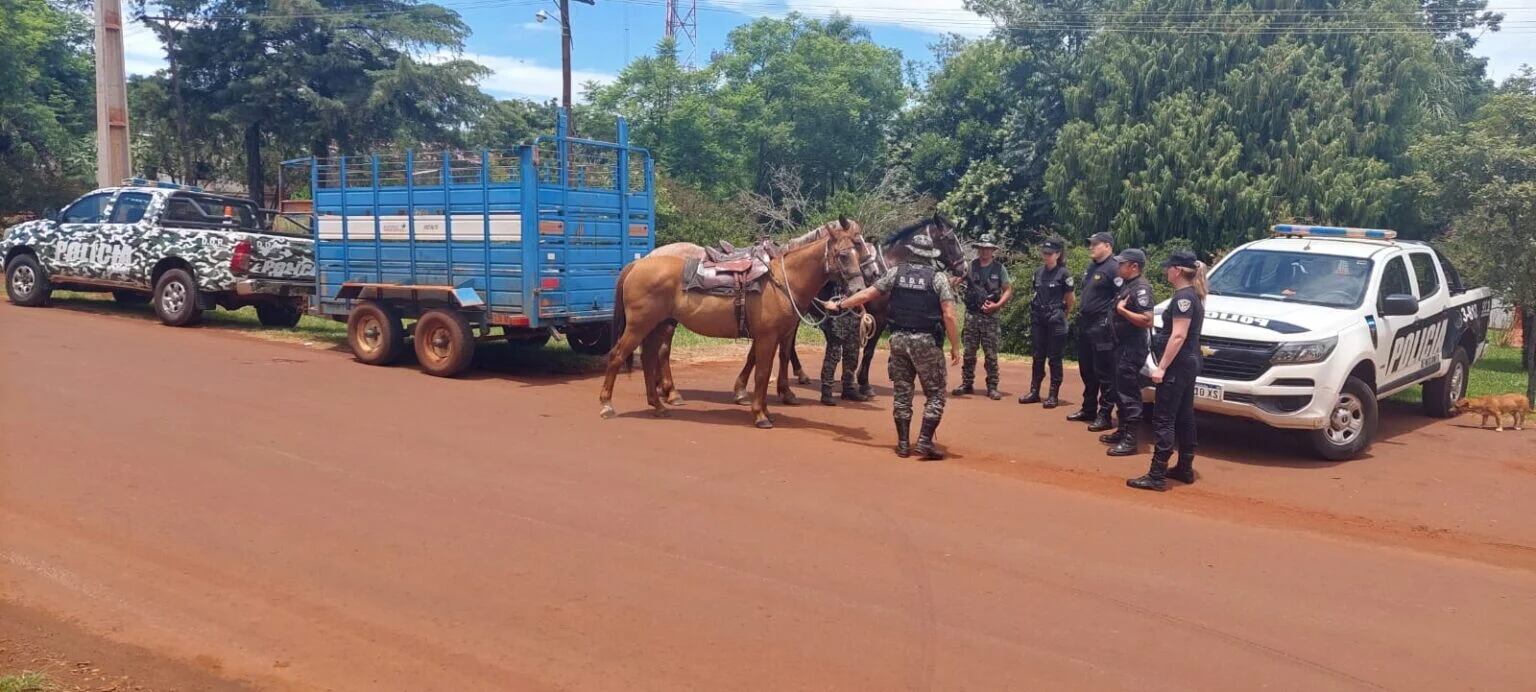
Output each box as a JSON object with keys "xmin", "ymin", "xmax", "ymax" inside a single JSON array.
[
  {"xmin": 755, "ymin": 419, "xmax": 774, "ymax": 429},
  {"xmin": 796, "ymin": 375, "xmax": 811, "ymax": 385},
  {"xmin": 781, "ymin": 394, "xmax": 798, "ymax": 406},
  {"xmin": 652, "ymin": 408, "xmax": 670, "ymax": 418},
  {"xmin": 600, "ymin": 405, "xmax": 616, "ymax": 419},
  {"xmin": 733, "ymin": 392, "xmax": 750, "ymax": 405},
  {"xmin": 667, "ymin": 395, "xmax": 686, "ymax": 406}
]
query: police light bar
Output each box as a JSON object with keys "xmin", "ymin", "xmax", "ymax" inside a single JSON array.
[
  {"xmin": 121, "ymin": 177, "xmax": 205, "ymax": 193},
  {"xmin": 1271, "ymin": 224, "xmax": 1397, "ymax": 240}
]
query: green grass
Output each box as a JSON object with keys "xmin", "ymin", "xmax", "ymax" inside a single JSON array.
[
  {"xmin": 0, "ymin": 673, "xmax": 52, "ymax": 692},
  {"xmin": 1390, "ymin": 340, "xmax": 1529, "ymax": 405}
]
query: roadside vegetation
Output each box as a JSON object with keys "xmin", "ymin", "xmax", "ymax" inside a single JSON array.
[{"xmin": 0, "ymin": 673, "xmax": 51, "ymax": 692}]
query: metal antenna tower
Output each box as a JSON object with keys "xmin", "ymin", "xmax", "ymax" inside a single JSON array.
[{"xmin": 664, "ymin": 0, "xmax": 697, "ymax": 67}]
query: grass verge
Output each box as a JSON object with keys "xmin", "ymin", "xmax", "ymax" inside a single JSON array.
[
  {"xmin": 1391, "ymin": 341, "xmax": 1528, "ymax": 405},
  {"xmin": 0, "ymin": 673, "xmax": 52, "ymax": 692}
]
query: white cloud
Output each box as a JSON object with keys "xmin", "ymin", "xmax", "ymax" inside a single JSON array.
[
  {"xmin": 705, "ymin": 0, "xmax": 990, "ymax": 36},
  {"xmin": 429, "ymin": 51, "xmax": 615, "ymax": 101},
  {"xmin": 121, "ymin": 27, "xmax": 169, "ymax": 76}
]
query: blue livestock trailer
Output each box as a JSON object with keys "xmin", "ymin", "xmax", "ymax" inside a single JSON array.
[{"xmin": 285, "ymin": 114, "xmax": 655, "ymax": 376}]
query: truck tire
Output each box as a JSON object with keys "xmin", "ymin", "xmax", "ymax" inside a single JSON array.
[
  {"xmin": 1421, "ymin": 347, "xmax": 1469, "ymax": 418},
  {"xmin": 152, "ymin": 268, "xmax": 203, "ymax": 326},
  {"xmin": 256, "ymin": 302, "xmax": 303, "ymax": 328},
  {"xmin": 347, "ymin": 301, "xmax": 405, "ymax": 365},
  {"xmin": 414, "ymin": 308, "xmax": 476, "ymax": 377},
  {"xmin": 568, "ymin": 324, "xmax": 613, "ymax": 356},
  {"xmin": 112, "ymin": 290, "xmax": 150, "ymax": 306},
  {"xmin": 1307, "ymin": 375, "xmax": 1378, "ymax": 461},
  {"xmin": 5, "ymin": 254, "xmax": 52, "ymax": 307}
]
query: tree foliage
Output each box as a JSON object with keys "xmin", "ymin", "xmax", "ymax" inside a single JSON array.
[{"xmin": 0, "ymin": 0, "xmax": 95, "ymax": 212}]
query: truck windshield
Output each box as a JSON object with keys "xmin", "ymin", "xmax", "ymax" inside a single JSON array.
[{"xmin": 1208, "ymin": 250, "xmax": 1373, "ymax": 309}]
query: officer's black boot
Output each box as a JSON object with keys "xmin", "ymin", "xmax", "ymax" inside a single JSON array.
[
  {"xmin": 820, "ymin": 384, "xmax": 836, "ymax": 406},
  {"xmin": 894, "ymin": 417, "xmax": 912, "ymax": 458},
  {"xmin": 1127, "ymin": 455, "xmax": 1168, "ymax": 491},
  {"xmin": 916, "ymin": 417, "xmax": 945, "ymax": 461},
  {"xmin": 842, "ymin": 380, "xmax": 869, "ymax": 402},
  {"xmin": 1042, "ymin": 384, "xmax": 1061, "ymax": 409},
  {"xmin": 951, "ymin": 382, "xmax": 974, "ymax": 396},
  {"xmin": 1087, "ymin": 411, "xmax": 1115, "ymax": 432},
  {"xmin": 1107, "ymin": 427, "xmax": 1139, "ymax": 456},
  {"xmin": 1018, "ymin": 379, "xmax": 1042, "ymax": 404},
  {"xmin": 1166, "ymin": 453, "xmax": 1196, "ymax": 484},
  {"xmin": 986, "ymin": 387, "xmax": 1002, "ymax": 400},
  {"xmin": 1098, "ymin": 427, "xmax": 1126, "ymax": 445},
  {"xmin": 1066, "ymin": 409, "xmax": 1095, "ymax": 422}
]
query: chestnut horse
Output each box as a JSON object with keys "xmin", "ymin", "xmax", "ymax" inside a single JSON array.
[
  {"xmin": 731, "ymin": 216, "xmax": 967, "ymax": 402},
  {"xmin": 600, "ymin": 218, "xmax": 865, "ymax": 427}
]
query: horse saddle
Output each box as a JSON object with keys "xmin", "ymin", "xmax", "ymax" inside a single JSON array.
[{"xmin": 683, "ymin": 241, "xmax": 774, "ymax": 296}]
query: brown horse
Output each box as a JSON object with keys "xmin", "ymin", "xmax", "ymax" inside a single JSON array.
[
  {"xmin": 600, "ymin": 218, "xmax": 865, "ymax": 427},
  {"xmin": 731, "ymin": 216, "xmax": 967, "ymax": 402}
]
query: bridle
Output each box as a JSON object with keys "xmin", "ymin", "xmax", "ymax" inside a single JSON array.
[{"xmin": 769, "ymin": 221, "xmax": 862, "ymax": 329}]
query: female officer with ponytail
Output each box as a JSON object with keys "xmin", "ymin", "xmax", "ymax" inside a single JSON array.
[{"xmin": 1128, "ymin": 250, "xmax": 1207, "ymax": 492}]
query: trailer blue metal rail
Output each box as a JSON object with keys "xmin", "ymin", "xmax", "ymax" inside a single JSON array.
[{"xmin": 284, "ymin": 114, "xmax": 655, "ymax": 376}]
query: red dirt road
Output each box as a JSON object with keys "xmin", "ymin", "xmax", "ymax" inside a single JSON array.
[{"xmin": 3, "ymin": 300, "xmax": 1535, "ymax": 691}]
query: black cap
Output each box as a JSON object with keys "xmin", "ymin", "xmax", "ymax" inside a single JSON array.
[
  {"xmin": 1114, "ymin": 248, "xmax": 1147, "ymax": 267},
  {"xmin": 1040, "ymin": 237, "xmax": 1064, "ymax": 253},
  {"xmin": 1161, "ymin": 249, "xmax": 1198, "ymax": 270},
  {"xmin": 1088, "ymin": 232, "xmax": 1114, "ymax": 246}
]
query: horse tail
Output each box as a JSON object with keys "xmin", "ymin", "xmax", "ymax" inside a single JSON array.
[{"xmin": 611, "ymin": 263, "xmax": 631, "ymax": 356}]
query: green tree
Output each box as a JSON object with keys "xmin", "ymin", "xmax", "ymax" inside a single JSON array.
[{"xmin": 0, "ymin": 0, "xmax": 95, "ymax": 212}]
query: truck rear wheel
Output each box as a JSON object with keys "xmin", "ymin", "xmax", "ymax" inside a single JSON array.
[
  {"xmin": 1421, "ymin": 347, "xmax": 1469, "ymax": 418},
  {"xmin": 414, "ymin": 308, "xmax": 476, "ymax": 377},
  {"xmin": 347, "ymin": 301, "xmax": 406, "ymax": 365},
  {"xmin": 1307, "ymin": 376, "xmax": 1378, "ymax": 461},
  {"xmin": 257, "ymin": 302, "xmax": 304, "ymax": 328},
  {"xmin": 568, "ymin": 324, "xmax": 613, "ymax": 356}
]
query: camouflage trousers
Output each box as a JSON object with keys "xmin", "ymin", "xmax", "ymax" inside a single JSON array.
[
  {"xmin": 961, "ymin": 309, "xmax": 1002, "ymax": 390},
  {"xmin": 889, "ymin": 330, "xmax": 947, "ymax": 421},
  {"xmin": 820, "ymin": 310, "xmax": 862, "ymax": 390}
]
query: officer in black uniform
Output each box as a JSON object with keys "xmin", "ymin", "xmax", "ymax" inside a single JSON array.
[
  {"xmin": 1019, "ymin": 237, "xmax": 1074, "ymax": 408},
  {"xmin": 1102, "ymin": 248, "xmax": 1154, "ymax": 457},
  {"xmin": 1129, "ymin": 249, "xmax": 1206, "ymax": 492},
  {"xmin": 1070, "ymin": 232, "xmax": 1120, "ymax": 432}
]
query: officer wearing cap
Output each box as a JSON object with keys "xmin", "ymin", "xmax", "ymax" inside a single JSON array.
[
  {"xmin": 1070, "ymin": 232, "xmax": 1121, "ymax": 432},
  {"xmin": 1102, "ymin": 248, "xmax": 1154, "ymax": 456},
  {"xmin": 953, "ymin": 233, "xmax": 1013, "ymax": 400},
  {"xmin": 1129, "ymin": 249, "xmax": 1207, "ymax": 491},
  {"xmin": 1019, "ymin": 237, "xmax": 1074, "ymax": 407},
  {"xmin": 825, "ymin": 233, "xmax": 961, "ymax": 460}
]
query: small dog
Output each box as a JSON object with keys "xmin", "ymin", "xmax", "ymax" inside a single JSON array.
[{"xmin": 1454, "ymin": 394, "xmax": 1531, "ymax": 431}]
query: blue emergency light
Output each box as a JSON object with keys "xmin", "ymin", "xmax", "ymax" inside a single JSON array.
[{"xmin": 1271, "ymin": 224, "xmax": 1397, "ymax": 240}]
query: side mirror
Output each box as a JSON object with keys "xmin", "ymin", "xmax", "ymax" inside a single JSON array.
[{"xmin": 1381, "ymin": 293, "xmax": 1418, "ymax": 316}]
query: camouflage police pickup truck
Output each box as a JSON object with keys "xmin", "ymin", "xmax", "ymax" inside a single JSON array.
[{"xmin": 2, "ymin": 181, "xmax": 314, "ymax": 327}]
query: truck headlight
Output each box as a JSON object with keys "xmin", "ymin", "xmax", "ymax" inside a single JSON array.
[{"xmin": 1272, "ymin": 337, "xmax": 1337, "ymax": 364}]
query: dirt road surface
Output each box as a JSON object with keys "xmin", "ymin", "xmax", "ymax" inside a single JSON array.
[{"xmin": 3, "ymin": 301, "xmax": 1535, "ymax": 691}]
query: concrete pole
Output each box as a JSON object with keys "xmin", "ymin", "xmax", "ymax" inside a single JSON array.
[{"xmin": 95, "ymin": 0, "xmax": 132, "ymax": 187}]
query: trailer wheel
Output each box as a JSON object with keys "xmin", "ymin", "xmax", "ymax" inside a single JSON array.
[
  {"xmin": 347, "ymin": 301, "xmax": 405, "ymax": 365},
  {"xmin": 568, "ymin": 324, "xmax": 613, "ymax": 356},
  {"xmin": 257, "ymin": 302, "xmax": 303, "ymax": 328},
  {"xmin": 414, "ymin": 308, "xmax": 476, "ymax": 377}
]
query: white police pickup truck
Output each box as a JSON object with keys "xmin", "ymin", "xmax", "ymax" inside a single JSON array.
[{"xmin": 1163, "ymin": 225, "xmax": 1493, "ymax": 460}]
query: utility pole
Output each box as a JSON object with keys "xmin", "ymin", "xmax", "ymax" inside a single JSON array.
[
  {"xmin": 95, "ymin": 0, "xmax": 131, "ymax": 186},
  {"xmin": 558, "ymin": 0, "xmax": 594, "ymax": 134},
  {"xmin": 664, "ymin": 0, "xmax": 698, "ymax": 68}
]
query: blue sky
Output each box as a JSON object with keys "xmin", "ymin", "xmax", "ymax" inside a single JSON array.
[{"xmin": 122, "ymin": 0, "xmax": 1534, "ymax": 102}]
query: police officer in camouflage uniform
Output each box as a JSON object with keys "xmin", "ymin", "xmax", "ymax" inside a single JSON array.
[
  {"xmin": 825, "ymin": 234, "xmax": 961, "ymax": 460},
  {"xmin": 1019, "ymin": 237, "xmax": 1074, "ymax": 408},
  {"xmin": 953, "ymin": 234, "xmax": 1013, "ymax": 400},
  {"xmin": 1102, "ymin": 248, "xmax": 1155, "ymax": 457},
  {"xmin": 816, "ymin": 282, "xmax": 867, "ymax": 405}
]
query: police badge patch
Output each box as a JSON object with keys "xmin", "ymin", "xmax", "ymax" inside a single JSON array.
[
  {"xmin": 1137, "ymin": 292, "xmax": 1151, "ymax": 308},
  {"xmin": 1114, "ymin": 277, "xmax": 1124, "ymax": 287},
  {"xmin": 1177, "ymin": 298, "xmax": 1192, "ymax": 312}
]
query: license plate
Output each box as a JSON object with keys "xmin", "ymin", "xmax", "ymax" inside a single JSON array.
[{"xmin": 1194, "ymin": 382, "xmax": 1224, "ymax": 402}]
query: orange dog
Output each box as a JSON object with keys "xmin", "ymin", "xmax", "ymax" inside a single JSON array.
[{"xmin": 1455, "ymin": 394, "xmax": 1531, "ymax": 432}]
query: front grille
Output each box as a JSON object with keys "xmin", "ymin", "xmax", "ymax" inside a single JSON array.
[{"xmin": 1200, "ymin": 335, "xmax": 1277, "ymax": 382}]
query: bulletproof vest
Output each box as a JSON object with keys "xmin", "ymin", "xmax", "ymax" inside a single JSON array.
[
  {"xmin": 888, "ymin": 264, "xmax": 943, "ymax": 333},
  {"xmin": 966, "ymin": 260, "xmax": 1005, "ymax": 309},
  {"xmin": 1113, "ymin": 275, "xmax": 1153, "ymax": 346},
  {"xmin": 1031, "ymin": 264, "xmax": 1070, "ymax": 314}
]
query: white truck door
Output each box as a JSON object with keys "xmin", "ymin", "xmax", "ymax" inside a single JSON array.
[
  {"xmin": 1374, "ymin": 254, "xmax": 1420, "ymax": 390},
  {"xmin": 1379, "ymin": 252, "xmax": 1452, "ymax": 392}
]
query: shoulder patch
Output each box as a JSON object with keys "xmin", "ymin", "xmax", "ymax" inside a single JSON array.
[
  {"xmin": 1113, "ymin": 276, "xmax": 1124, "ymax": 287},
  {"xmin": 1136, "ymin": 291, "xmax": 1151, "ymax": 308},
  {"xmin": 1177, "ymin": 298, "xmax": 1192, "ymax": 312},
  {"xmin": 1064, "ymin": 276, "xmax": 1074, "ymax": 287}
]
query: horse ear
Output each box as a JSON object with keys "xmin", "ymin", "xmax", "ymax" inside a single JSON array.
[
  {"xmin": 838, "ymin": 215, "xmax": 849, "ymax": 230},
  {"xmin": 932, "ymin": 212, "xmax": 949, "ymax": 228}
]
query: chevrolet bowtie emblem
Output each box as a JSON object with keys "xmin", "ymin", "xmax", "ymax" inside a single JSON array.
[{"xmin": 1200, "ymin": 345, "xmax": 1217, "ymax": 357}]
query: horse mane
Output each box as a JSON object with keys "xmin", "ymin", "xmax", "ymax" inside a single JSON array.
[
  {"xmin": 783, "ymin": 224, "xmax": 827, "ymax": 250},
  {"xmin": 882, "ymin": 217, "xmax": 935, "ymax": 248}
]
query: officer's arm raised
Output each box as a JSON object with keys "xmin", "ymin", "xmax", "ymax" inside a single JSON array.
[{"xmin": 825, "ymin": 284, "xmax": 882, "ymax": 312}]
